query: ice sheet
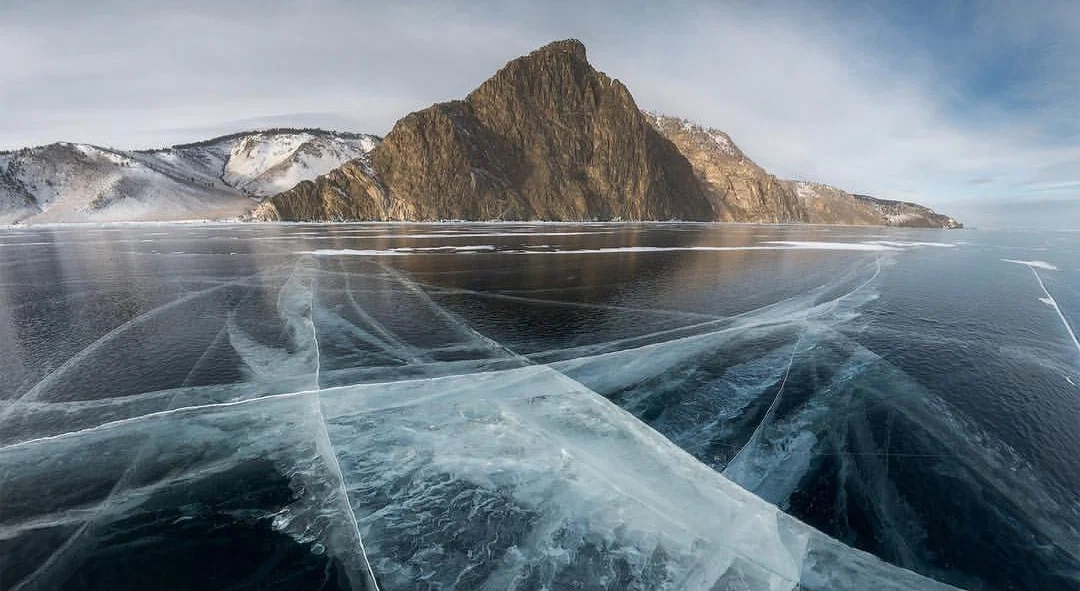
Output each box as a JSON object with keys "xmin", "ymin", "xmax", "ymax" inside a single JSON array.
[
  {"xmin": 8, "ymin": 225, "xmax": 1069, "ymax": 590},
  {"xmin": 0, "ymin": 364, "xmax": 956, "ymax": 590}
]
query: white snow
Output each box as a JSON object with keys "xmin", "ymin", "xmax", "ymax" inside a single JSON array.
[
  {"xmin": 308, "ymin": 246, "xmax": 496, "ymax": 256},
  {"xmin": 223, "ymin": 132, "xmax": 376, "ymax": 196},
  {"xmin": 761, "ymin": 241, "xmax": 901, "ymax": 251},
  {"xmin": 1002, "ymin": 259, "xmax": 1059, "ymax": 271},
  {"xmin": 864, "ymin": 240, "xmax": 956, "ymax": 248}
]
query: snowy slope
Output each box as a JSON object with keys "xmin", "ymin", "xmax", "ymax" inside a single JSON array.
[
  {"xmin": 222, "ymin": 131, "xmax": 377, "ymax": 196},
  {"xmin": 0, "ymin": 129, "xmax": 379, "ymax": 224}
]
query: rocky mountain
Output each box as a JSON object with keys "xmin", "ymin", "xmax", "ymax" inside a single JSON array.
[
  {"xmin": 258, "ymin": 40, "xmax": 958, "ymax": 228},
  {"xmin": 254, "ymin": 40, "xmax": 715, "ymax": 222},
  {"xmin": 0, "ymin": 130, "xmax": 377, "ymax": 224},
  {"xmin": 643, "ymin": 113, "xmax": 805, "ymax": 223},
  {"xmin": 2, "ymin": 39, "xmax": 960, "ymax": 228}
]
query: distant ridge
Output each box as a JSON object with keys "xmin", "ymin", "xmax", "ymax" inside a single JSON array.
[
  {"xmin": 0, "ymin": 129, "xmax": 377, "ymax": 223},
  {"xmin": 161, "ymin": 128, "xmax": 380, "ymax": 152}
]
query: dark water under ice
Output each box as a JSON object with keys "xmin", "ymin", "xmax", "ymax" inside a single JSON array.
[{"xmin": 0, "ymin": 223, "xmax": 1077, "ymax": 590}]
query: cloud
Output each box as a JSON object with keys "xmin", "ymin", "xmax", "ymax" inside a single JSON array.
[
  {"xmin": 0, "ymin": 0, "xmax": 537, "ymax": 147},
  {"xmin": 1, "ymin": 0, "xmax": 1079, "ymax": 228}
]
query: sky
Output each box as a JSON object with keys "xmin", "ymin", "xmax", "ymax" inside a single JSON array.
[{"xmin": 2, "ymin": 0, "xmax": 1079, "ymax": 229}]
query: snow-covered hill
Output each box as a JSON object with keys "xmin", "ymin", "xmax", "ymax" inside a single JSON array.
[{"xmin": 0, "ymin": 129, "xmax": 378, "ymax": 224}]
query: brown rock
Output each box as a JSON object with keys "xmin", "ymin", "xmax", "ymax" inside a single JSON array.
[
  {"xmin": 790, "ymin": 181, "xmax": 883, "ymax": 226},
  {"xmin": 790, "ymin": 181, "xmax": 962, "ymax": 228},
  {"xmin": 644, "ymin": 113, "xmax": 805, "ymax": 223},
  {"xmin": 257, "ymin": 40, "xmax": 715, "ymax": 222}
]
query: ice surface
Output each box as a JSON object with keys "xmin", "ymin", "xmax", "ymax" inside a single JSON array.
[
  {"xmin": 310, "ymin": 246, "xmax": 497, "ymax": 256},
  {"xmin": 0, "ymin": 238, "xmax": 962, "ymax": 590},
  {"xmin": 0, "ymin": 366, "xmax": 956, "ymax": 590},
  {"xmin": 7, "ymin": 225, "xmax": 1075, "ymax": 590},
  {"xmin": 307, "ymin": 242, "xmax": 942, "ymax": 256},
  {"xmin": 316, "ymin": 365, "xmax": 956, "ymax": 590}
]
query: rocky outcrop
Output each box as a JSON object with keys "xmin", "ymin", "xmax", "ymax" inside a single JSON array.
[
  {"xmin": 1, "ymin": 40, "xmax": 962, "ymax": 227},
  {"xmin": 644, "ymin": 115, "xmax": 962, "ymax": 228},
  {"xmin": 256, "ymin": 40, "xmax": 715, "ymax": 222},
  {"xmin": 791, "ymin": 181, "xmax": 885, "ymax": 226},
  {"xmin": 251, "ymin": 154, "xmax": 412, "ymax": 222},
  {"xmin": 852, "ymin": 193, "xmax": 962, "ymax": 228},
  {"xmin": 790, "ymin": 181, "xmax": 962, "ymax": 228},
  {"xmin": 643, "ymin": 113, "xmax": 805, "ymax": 223}
]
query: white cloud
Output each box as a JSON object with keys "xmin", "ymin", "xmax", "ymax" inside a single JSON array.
[{"xmin": 2, "ymin": 0, "xmax": 1080, "ymax": 227}]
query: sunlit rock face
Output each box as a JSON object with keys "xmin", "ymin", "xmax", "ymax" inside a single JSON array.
[
  {"xmin": 643, "ymin": 116, "xmax": 962, "ymax": 229},
  {"xmin": 256, "ymin": 40, "xmax": 715, "ymax": 222},
  {"xmin": 644, "ymin": 112, "xmax": 806, "ymax": 224}
]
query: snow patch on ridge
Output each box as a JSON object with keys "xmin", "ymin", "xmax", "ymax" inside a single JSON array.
[{"xmin": 224, "ymin": 132, "xmax": 377, "ymax": 196}]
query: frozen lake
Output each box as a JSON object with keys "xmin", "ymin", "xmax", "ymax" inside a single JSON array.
[{"xmin": 0, "ymin": 223, "xmax": 1077, "ymax": 590}]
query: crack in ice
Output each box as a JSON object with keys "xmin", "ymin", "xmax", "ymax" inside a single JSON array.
[
  {"xmin": 305, "ymin": 257, "xmax": 380, "ymax": 591},
  {"xmin": 0, "ymin": 264, "xmax": 290, "ymax": 423},
  {"xmin": 1023, "ymin": 265, "xmax": 1080, "ymax": 359},
  {"xmin": 725, "ymin": 331, "xmax": 804, "ymax": 473}
]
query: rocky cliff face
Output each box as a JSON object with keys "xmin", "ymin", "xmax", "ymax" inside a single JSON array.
[
  {"xmin": 852, "ymin": 193, "xmax": 962, "ymax": 228},
  {"xmin": 256, "ymin": 40, "xmax": 715, "ymax": 222},
  {"xmin": 643, "ymin": 113, "xmax": 805, "ymax": 223},
  {"xmin": 642, "ymin": 114, "xmax": 961, "ymax": 228}
]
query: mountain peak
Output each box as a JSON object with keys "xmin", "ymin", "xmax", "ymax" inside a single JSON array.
[
  {"xmin": 258, "ymin": 40, "xmax": 714, "ymax": 222},
  {"xmin": 531, "ymin": 38, "xmax": 587, "ymax": 60}
]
